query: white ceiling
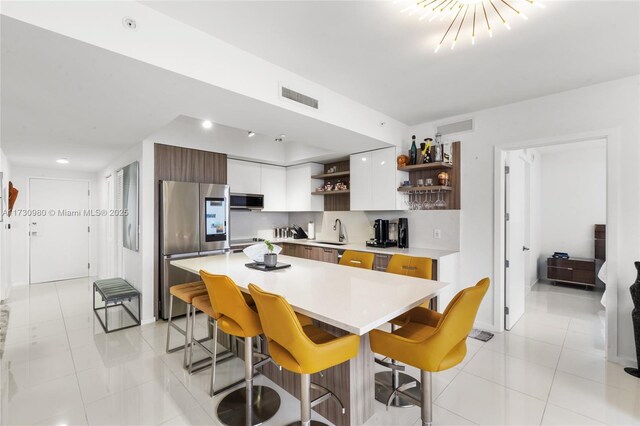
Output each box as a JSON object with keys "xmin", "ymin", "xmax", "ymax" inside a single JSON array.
[
  {"xmin": 144, "ymin": 0, "xmax": 640, "ymax": 125},
  {"xmin": 1, "ymin": 16, "xmax": 389, "ymax": 171}
]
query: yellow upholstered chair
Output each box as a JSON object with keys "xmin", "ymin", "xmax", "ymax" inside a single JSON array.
[
  {"xmin": 248, "ymin": 284, "xmax": 360, "ymax": 426},
  {"xmin": 370, "ymin": 278, "xmax": 490, "ymax": 426},
  {"xmin": 165, "ymin": 281, "xmax": 208, "ymax": 367},
  {"xmin": 338, "ymin": 250, "xmax": 374, "ymax": 269},
  {"xmin": 199, "ymin": 271, "xmax": 280, "ymax": 425},
  {"xmin": 375, "ymin": 254, "xmax": 434, "ymax": 407}
]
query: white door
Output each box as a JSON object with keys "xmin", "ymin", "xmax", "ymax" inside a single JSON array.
[
  {"xmin": 29, "ymin": 178, "xmax": 90, "ymax": 283},
  {"xmin": 505, "ymin": 154, "xmax": 527, "ymax": 329}
]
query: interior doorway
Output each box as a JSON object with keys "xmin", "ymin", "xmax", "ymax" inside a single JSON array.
[
  {"xmin": 29, "ymin": 177, "xmax": 90, "ymax": 283},
  {"xmin": 501, "ymin": 138, "xmax": 608, "ymax": 354}
]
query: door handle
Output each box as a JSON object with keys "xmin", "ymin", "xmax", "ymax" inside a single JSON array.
[{"xmin": 523, "ymin": 246, "xmax": 530, "ymax": 251}]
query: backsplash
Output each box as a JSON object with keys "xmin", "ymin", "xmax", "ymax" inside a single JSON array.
[
  {"xmin": 289, "ymin": 210, "xmax": 460, "ymax": 251},
  {"xmin": 230, "ymin": 210, "xmax": 290, "ymax": 241}
]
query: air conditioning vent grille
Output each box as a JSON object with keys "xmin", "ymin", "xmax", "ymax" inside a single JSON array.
[
  {"xmin": 437, "ymin": 119, "xmax": 473, "ymax": 135},
  {"xmin": 281, "ymin": 86, "xmax": 319, "ymax": 109}
]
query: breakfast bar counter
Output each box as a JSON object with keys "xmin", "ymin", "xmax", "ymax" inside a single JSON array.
[{"xmin": 172, "ymin": 252, "xmax": 448, "ymax": 425}]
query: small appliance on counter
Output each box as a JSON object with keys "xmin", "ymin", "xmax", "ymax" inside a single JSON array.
[
  {"xmin": 367, "ymin": 219, "xmax": 397, "ymax": 248},
  {"xmin": 308, "ymin": 221, "xmax": 315, "ymax": 240},
  {"xmin": 398, "ymin": 218, "xmax": 409, "ymax": 248}
]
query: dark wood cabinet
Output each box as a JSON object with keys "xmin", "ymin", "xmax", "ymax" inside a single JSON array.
[
  {"xmin": 595, "ymin": 224, "xmax": 606, "ymax": 261},
  {"xmin": 547, "ymin": 257, "xmax": 596, "ymax": 288}
]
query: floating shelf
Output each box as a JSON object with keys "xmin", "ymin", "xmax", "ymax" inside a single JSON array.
[
  {"xmin": 397, "ymin": 185, "xmax": 453, "ymax": 192},
  {"xmin": 311, "ymin": 171, "xmax": 350, "ymax": 179},
  {"xmin": 312, "ymin": 190, "xmax": 350, "ymax": 196},
  {"xmin": 397, "ymin": 162, "xmax": 453, "ymax": 172}
]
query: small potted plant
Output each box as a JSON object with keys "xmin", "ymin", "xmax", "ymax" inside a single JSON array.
[{"xmin": 263, "ymin": 240, "xmax": 278, "ymax": 268}]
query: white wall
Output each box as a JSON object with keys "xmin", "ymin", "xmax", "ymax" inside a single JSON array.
[
  {"xmin": 529, "ymin": 149, "xmax": 543, "ymax": 288},
  {"xmin": 96, "ymin": 143, "xmax": 145, "ymax": 312},
  {"xmin": 538, "ymin": 142, "xmax": 606, "ymax": 278},
  {"xmin": 0, "ymin": 149, "xmax": 12, "ymax": 300},
  {"xmin": 409, "ymin": 75, "xmax": 640, "ymax": 364},
  {"xmin": 8, "ymin": 165, "xmax": 99, "ymax": 286}
]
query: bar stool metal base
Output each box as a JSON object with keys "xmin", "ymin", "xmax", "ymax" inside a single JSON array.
[
  {"xmin": 217, "ymin": 385, "xmax": 280, "ymax": 426},
  {"xmin": 286, "ymin": 421, "xmax": 329, "ymax": 426},
  {"xmin": 375, "ymin": 371, "xmax": 421, "ymax": 408}
]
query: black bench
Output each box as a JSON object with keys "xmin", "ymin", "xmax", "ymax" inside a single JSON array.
[{"xmin": 93, "ymin": 278, "xmax": 141, "ymax": 333}]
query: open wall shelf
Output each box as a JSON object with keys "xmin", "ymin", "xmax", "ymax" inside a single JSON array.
[{"xmin": 396, "ymin": 141, "xmax": 461, "ymax": 210}]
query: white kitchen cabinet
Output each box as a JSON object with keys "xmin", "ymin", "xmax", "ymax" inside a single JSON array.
[
  {"xmin": 350, "ymin": 147, "xmax": 407, "ymax": 211},
  {"xmin": 349, "ymin": 152, "xmax": 372, "ymax": 211},
  {"xmin": 286, "ymin": 163, "xmax": 324, "ymax": 212},
  {"xmin": 260, "ymin": 164, "xmax": 287, "ymax": 211},
  {"xmin": 227, "ymin": 159, "xmax": 261, "ymax": 194}
]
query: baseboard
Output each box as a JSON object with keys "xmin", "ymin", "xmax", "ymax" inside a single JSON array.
[
  {"xmin": 618, "ymin": 356, "xmax": 638, "ymax": 369},
  {"xmin": 141, "ymin": 317, "xmax": 156, "ymax": 326}
]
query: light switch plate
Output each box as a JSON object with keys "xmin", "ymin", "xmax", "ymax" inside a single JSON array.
[{"xmin": 433, "ymin": 229, "xmax": 441, "ymax": 239}]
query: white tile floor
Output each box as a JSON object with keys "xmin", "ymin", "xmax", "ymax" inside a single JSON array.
[{"xmin": 1, "ymin": 278, "xmax": 639, "ymax": 425}]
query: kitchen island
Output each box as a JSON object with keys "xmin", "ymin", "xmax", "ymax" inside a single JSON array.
[{"xmin": 172, "ymin": 252, "xmax": 447, "ymax": 425}]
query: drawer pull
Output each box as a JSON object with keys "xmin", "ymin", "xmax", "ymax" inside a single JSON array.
[{"xmin": 323, "ymin": 249, "xmax": 333, "ymax": 253}]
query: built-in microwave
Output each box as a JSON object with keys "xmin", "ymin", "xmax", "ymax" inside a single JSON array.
[{"xmin": 230, "ymin": 193, "xmax": 264, "ymax": 210}]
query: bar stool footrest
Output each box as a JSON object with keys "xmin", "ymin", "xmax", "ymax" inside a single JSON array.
[{"xmin": 375, "ymin": 371, "xmax": 422, "ymax": 408}]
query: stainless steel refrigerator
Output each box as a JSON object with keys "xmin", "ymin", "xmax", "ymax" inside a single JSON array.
[{"xmin": 160, "ymin": 181, "xmax": 230, "ymax": 319}]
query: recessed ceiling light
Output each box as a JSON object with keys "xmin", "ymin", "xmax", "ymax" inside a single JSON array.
[
  {"xmin": 202, "ymin": 120, "xmax": 213, "ymax": 129},
  {"xmin": 56, "ymin": 158, "xmax": 69, "ymax": 164},
  {"xmin": 248, "ymin": 131, "xmax": 256, "ymax": 138}
]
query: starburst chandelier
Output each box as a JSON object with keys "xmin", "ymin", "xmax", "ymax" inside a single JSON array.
[{"xmin": 401, "ymin": 0, "xmax": 544, "ymax": 52}]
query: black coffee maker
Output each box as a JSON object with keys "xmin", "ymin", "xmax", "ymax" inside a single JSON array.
[
  {"xmin": 367, "ymin": 219, "xmax": 397, "ymax": 248},
  {"xmin": 398, "ymin": 218, "xmax": 409, "ymax": 248}
]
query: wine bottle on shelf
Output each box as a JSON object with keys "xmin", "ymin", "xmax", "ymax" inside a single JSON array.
[
  {"xmin": 423, "ymin": 139, "xmax": 432, "ymax": 163},
  {"xmin": 434, "ymin": 132, "xmax": 443, "ymax": 162},
  {"xmin": 410, "ymin": 135, "xmax": 417, "ymax": 165}
]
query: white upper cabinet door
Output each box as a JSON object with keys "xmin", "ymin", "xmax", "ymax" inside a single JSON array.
[
  {"xmin": 261, "ymin": 164, "xmax": 287, "ymax": 211},
  {"xmin": 286, "ymin": 163, "xmax": 324, "ymax": 212},
  {"xmin": 227, "ymin": 159, "xmax": 261, "ymax": 194},
  {"xmin": 372, "ymin": 147, "xmax": 398, "ymax": 211},
  {"xmin": 350, "ymin": 152, "xmax": 373, "ymax": 211}
]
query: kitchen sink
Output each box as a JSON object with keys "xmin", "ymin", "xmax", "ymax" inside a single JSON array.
[{"xmin": 314, "ymin": 241, "xmax": 348, "ymax": 246}]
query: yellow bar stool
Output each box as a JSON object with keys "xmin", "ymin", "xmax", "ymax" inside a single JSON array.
[
  {"xmin": 188, "ymin": 294, "xmax": 240, "ymax": 394},
  {"xmin": 165, "ymin": 281, "xmax": 209, "ymax": 368},
  {"xmin": 249, "ymin": 283, "xmax": 360, "ymax": 426},
  {"xmin": 376, "ymin": 254, "xmax": 433, "ymax": 407},
  {"xmin": 370, "ymin": 278, "xmax": 490, "ymax": 426},
  {"xmin": 200, "ymin": 271, "xmax": 280, "ymax": 426},
  {"xmin": 338, "ymin": 250, "xmax": 374, "ymax": 269}
]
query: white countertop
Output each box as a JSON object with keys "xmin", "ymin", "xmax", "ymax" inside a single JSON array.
[
  {"xmin": 172, "ymin": 252, "xmax": 448, "ymax": 335},
  {"xmin": 269, "ymin": 238, "xmax": 458, "ymax": 260}
]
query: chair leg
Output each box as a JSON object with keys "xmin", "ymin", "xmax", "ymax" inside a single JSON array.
[
  {"xmin": 421, "ymin": 370, "xmax": 432, "ymax": 426},
  {"xmin": 188, "ymin": 304, "xmax": 197, "ymax": 372},
  {"xmin": 209, "ymin": 319, "xmax": 218, "ymax": 397},
  {"xmin": 165, "ymin": 295, "xmax": 174, "ymax": 353},
  {"xmin": 183, "ymin": 303, "xmax": 193, "ymax": 368},
  {"xmin": 300, "ymin": 373, "xmax": 311, "ymax": 426}
]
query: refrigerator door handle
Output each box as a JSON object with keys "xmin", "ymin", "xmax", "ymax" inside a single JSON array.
[{"xmin": 163, "ymin": 252, "xmax": 201, "ymax": 260}]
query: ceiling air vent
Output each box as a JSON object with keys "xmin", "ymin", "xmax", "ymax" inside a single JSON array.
[
  {"xmin": 437, "ymin": 118, "xmax": 473, "ymax": 135},
  {"xmin": 281, "ymin": 86, "xmax": 319, "ymax": 110}
]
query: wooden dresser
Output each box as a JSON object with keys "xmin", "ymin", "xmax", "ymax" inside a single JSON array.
[{"xmin": 547, "ymin": 257, "xmax": 596, "ymax": 289}]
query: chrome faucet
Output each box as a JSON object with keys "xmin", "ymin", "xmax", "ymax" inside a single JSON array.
[{"xmin": 333, "ymin": 218, "xmax": 346, "ymax": 242}]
